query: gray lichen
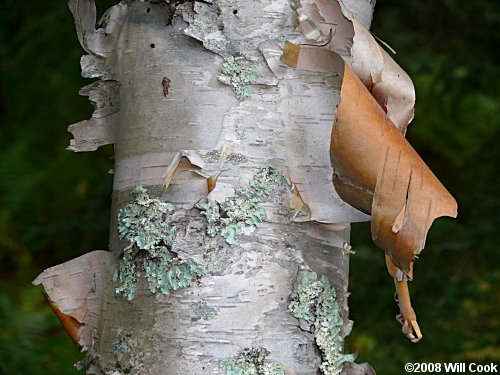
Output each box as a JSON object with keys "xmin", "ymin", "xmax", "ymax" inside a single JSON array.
[
  {"xmin": 220, "ymin": 347, "xmax": 285, "ymax": 375},
  {"xmin": 201, "ymin": 167, "xmax": 286, "ymax": 244},
  {"xmin": 288, "ymin": 272, "xmax": 354, "ymax": 375},
  {"xmin": 179, "ymin": 2, "xmax": 265, "ymax": 99},
  {"xmin": 202, "ymin": 150, "xmax": 247, "ymax": 164},
  {"xmin": 203, "ymin": 150, "xmax": 225, "ymax": 163},
  {"xmin": 191, "ymin": 301, "xmax": 219, "ymax": 321},
  {"xmin": 114, "ymin": 186, "xmax": 205, "ymax": 300},
  {"xmin": 202, "ymin": 238, "xmax": 242, "ymax": 275},
  {"xmin": 226, "ymin": 152, "xmax": 248, "ymax": 164},
  {"xmin": 219, "ymin": 56, "xmax": 258, "ymax": 98},
  {"xmin": 178, "ymin": 2, "xmax": 231, "ymax": 56}
]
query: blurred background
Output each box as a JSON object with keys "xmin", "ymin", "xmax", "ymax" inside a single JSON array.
[{"xmin": 0, "ymin": 0, "xmax": 498, "ymax": 374}]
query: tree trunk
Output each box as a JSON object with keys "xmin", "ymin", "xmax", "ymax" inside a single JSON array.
[{"xmin": 34, "ymin": 0, "xmax": 378, "ymax": 374}]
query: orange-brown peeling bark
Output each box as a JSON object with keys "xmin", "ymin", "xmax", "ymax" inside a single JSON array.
[
  {"xmin": 385, "ymin": 254, "xmax": 422, "ymax": 342},
  {"xmin": 331, "ymin": 63, "xmax": 458, "ymax": 278},
  {"xmin": 46, "ymin": 297, "xmax": 82, "ymax": 348}
]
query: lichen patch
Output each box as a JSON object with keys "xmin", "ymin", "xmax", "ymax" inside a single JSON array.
[
  {"xmin": 288, "ymin": 272, "xmax": 354, "ymax": 375},
  {"xmin": 201, "ymin": 167, "xmax": 286, "ymax": 244},
  {"xmin": 220, "ymin": 347, "xmax": 285, "ymax": 375},
  {"xmin": 202, "ymin": 150, "xmax": 247, "ymax": 164},
  {"xmin": 191, "ymin": 301, "xmax": 219, "ymax": 321},
  {"xmin": 114, "ymin": 186, "xmax": 205, "ymax": 300},
  {"xmin": 113, "ymin": 331, "xmax": 131, "ymax": 362},
  {"xmin": 219, "ymin": 56, "xmax": 258, "ymax": 98},
  {"xmin": 250, "ymin": 166, "xmax": 287, "ymax": 195}
]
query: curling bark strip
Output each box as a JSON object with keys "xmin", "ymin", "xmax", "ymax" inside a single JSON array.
[
  {"xmin": 333, "ymin": 61, "xmax": 458, "ymax": 342},
  {"xmin": 295, "ymin": 0, "xmax": 415, "ymax": 133},
  {"xmin": 332, "ymin": 62, "xmax": 458, "ymax": 277},
  {"xmin": 280, "ymin": 42, "xmax": 457, "ymax": 341}
]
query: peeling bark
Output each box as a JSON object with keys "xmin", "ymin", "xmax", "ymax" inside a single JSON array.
[
  {"xmin": 30, "ymin": 0, "xmax": 398, "ymax": 374},
  {"xmin": 33, "ymin": 250, "xmax": 114, "ymax": 351},
  {"xmin": 279, "ymin": 0, "xmax": 457, "ymax": 341}
]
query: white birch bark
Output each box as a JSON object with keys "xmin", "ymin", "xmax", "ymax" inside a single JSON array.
[{"xmin": 34, "ymin": 0, "xmax": 378, "ymax": 374}]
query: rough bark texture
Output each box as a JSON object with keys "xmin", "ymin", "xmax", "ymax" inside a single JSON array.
[{"xmin": 35, "ymin": 0, "xmax": 378, "ymax": 374}]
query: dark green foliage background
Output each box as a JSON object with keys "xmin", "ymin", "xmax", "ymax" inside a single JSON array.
[{"xmin": 0, "ymin": 0, "xmax": 497, "ymax": 373}]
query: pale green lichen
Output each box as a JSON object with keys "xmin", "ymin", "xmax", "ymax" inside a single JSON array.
[
  {"xmin": 288, "ymin": 272, "xmax": 354, "ymax": 375},
  {"xmin": 201, "ymin": 167, "xmax": 285, "ymax": 244},
  {"xmin": 114, "ymin": 186, "xmax": 205, "ymax": 300},
  {"xmin": 202, "ymin": 190, "xmax": 262, "ymax": 244},
  {"xmin": 250, "ymin": 166, "xmax": 287, "ymax": 195},
  {"xmin": 223, "ymin": 188, "xmax": 265, "ymax": 227},
  {"xmin": 111, "ymin": 330, "xmax": 134, "ymax": 374},
  {"xmin": 220, "ymin": 221, "xmax": 243, "ymax": 244},
  {"xmin": 113, "ymin": 331, "xmax": 131, "ymax": 361},
  {"xmin": 114, "ymin": 253, "xmax": 138, "ymax": 301},
  {"xmin": 220, "ymin": 56, "xmax": 258, "ymax": 98},
  {"xmin": 144, "ymin": 254, "xmax": 205, "ymax": 295},
  {"xmin": 117, "ymin": 185, "xmax": 176, "ymax": 252},
  {"xmin": 113, "ymin": 341, "xmax": 128, "ymax": 357},
  {"xmin": 201, "ymin": 202, "xmax": 221, "ymax": 237},
  {"xmin": 220, "ymin": 348, "xmax": 285, "ymax": 375}
]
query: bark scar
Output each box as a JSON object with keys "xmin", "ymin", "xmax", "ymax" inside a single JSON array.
[{"xmin": 162, "ymin": 77, "xmax": 171, "ymax": 96}]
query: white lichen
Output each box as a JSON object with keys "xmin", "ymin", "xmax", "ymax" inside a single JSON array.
[{"xmin": 288, "ymin": 272, "xmax": 354, "ymax": 375}]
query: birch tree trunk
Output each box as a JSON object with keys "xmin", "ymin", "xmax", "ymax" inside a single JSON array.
[{"xmin": 34, "ymin": 0, "xmax": 378, "ymax": 374}]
